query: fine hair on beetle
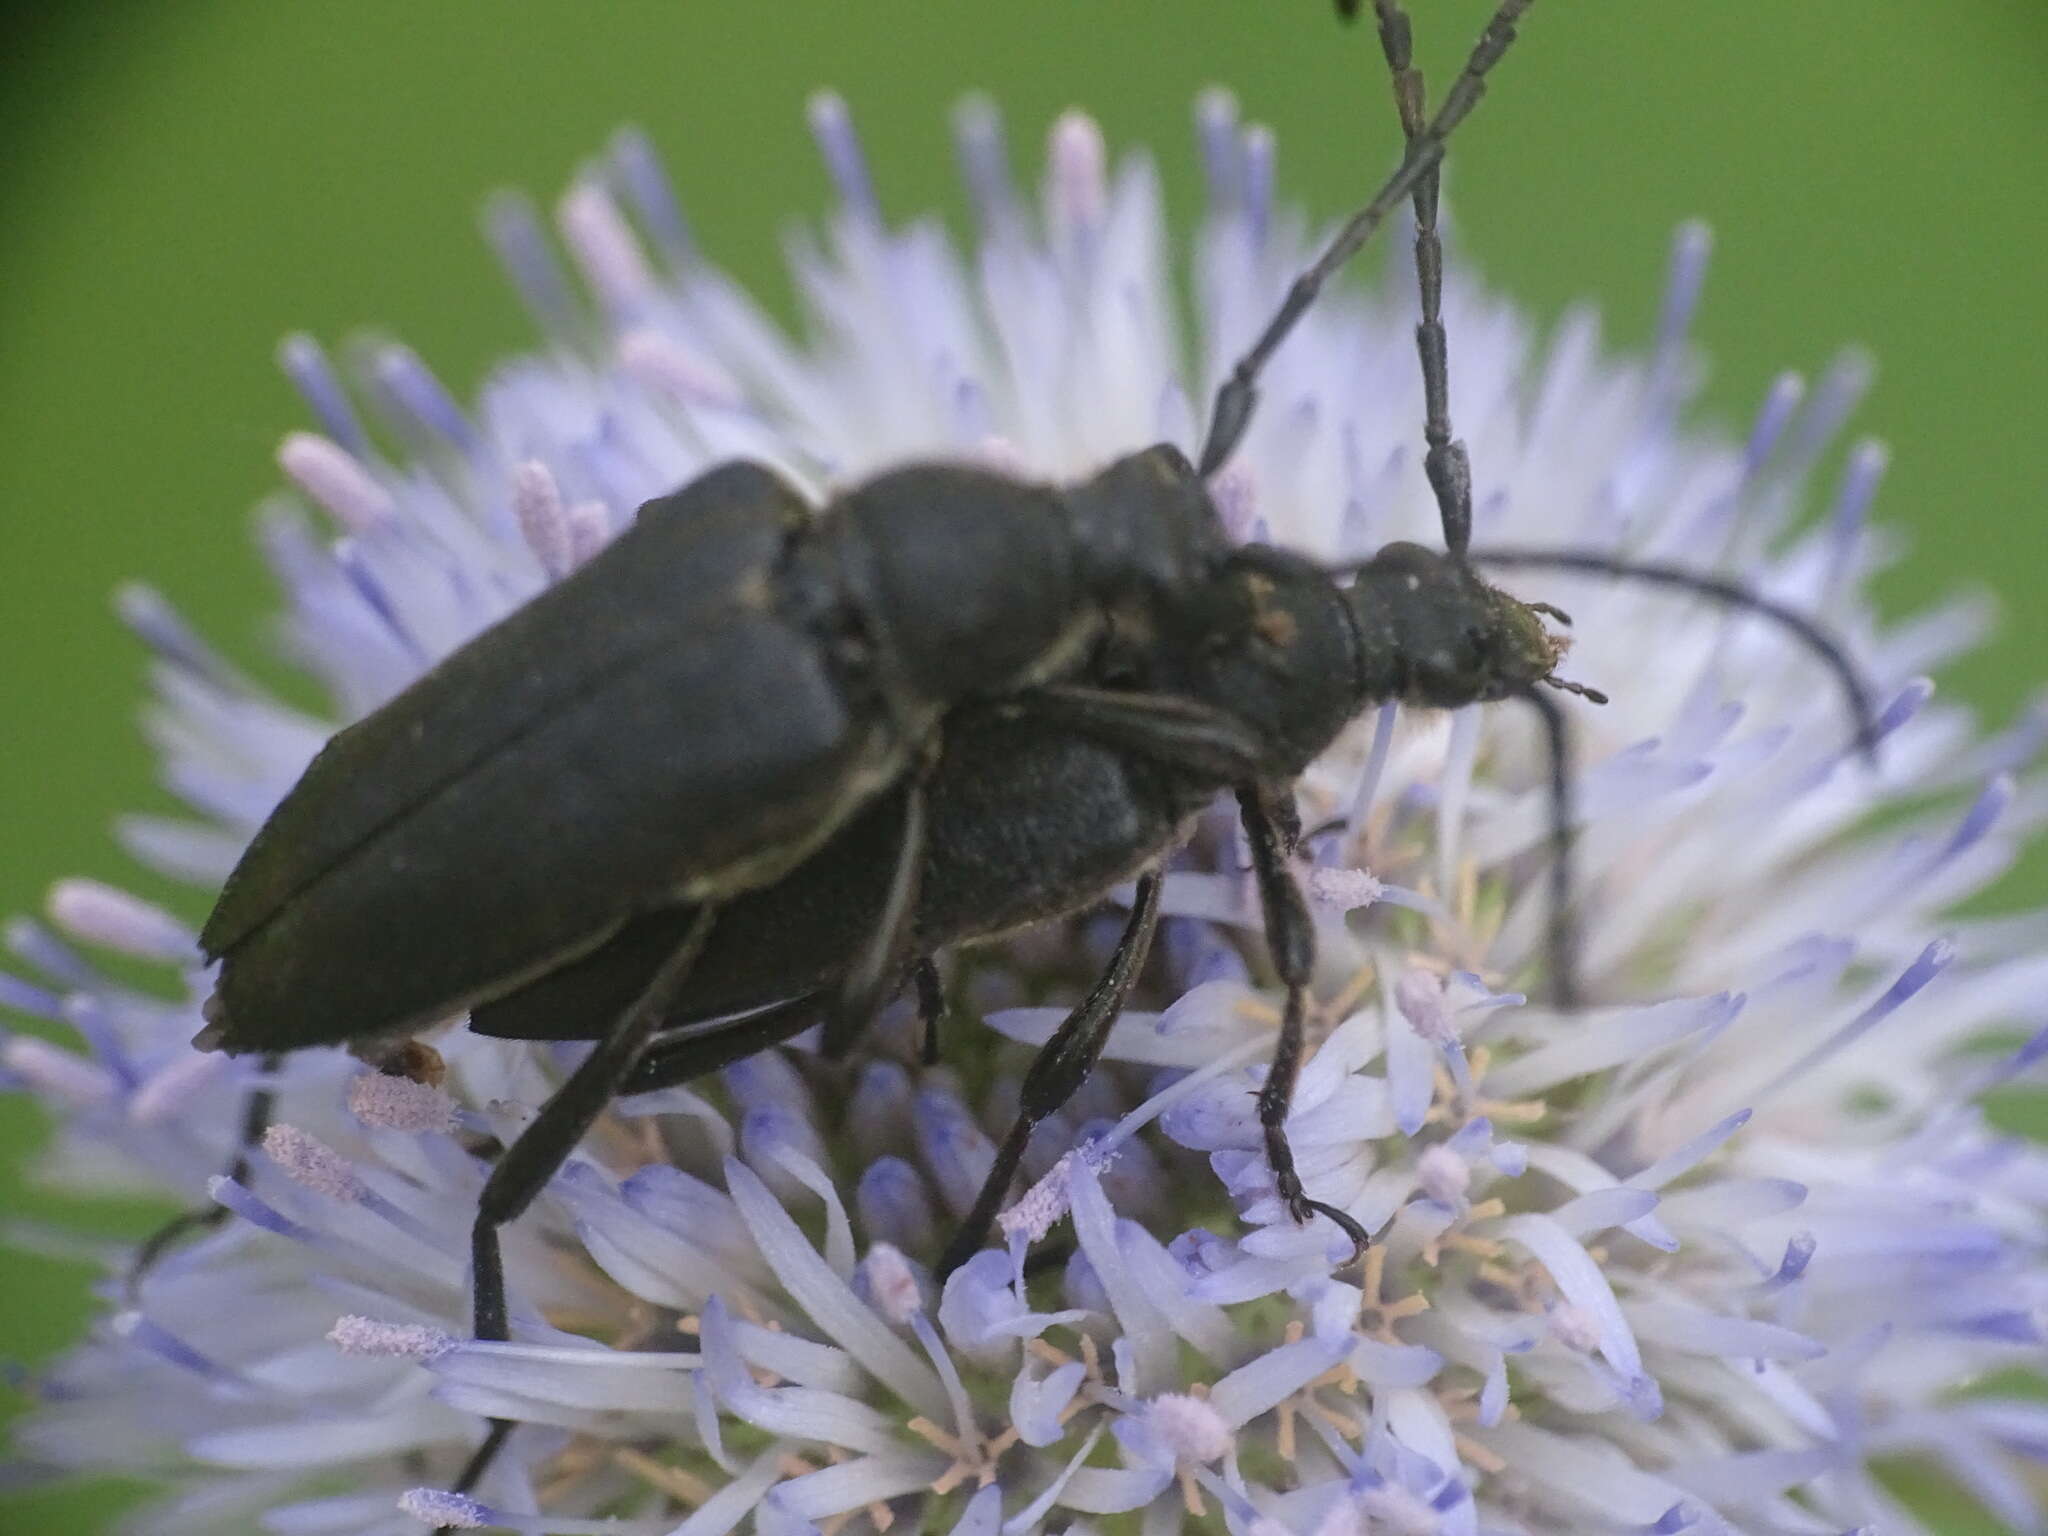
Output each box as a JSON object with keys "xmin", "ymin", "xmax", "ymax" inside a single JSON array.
[{"xmin": 130, "ymin": 0, "xmax": 1884, "ymax": 1511}]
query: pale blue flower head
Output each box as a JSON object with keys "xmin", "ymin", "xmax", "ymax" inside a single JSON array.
[{"xmin": 5, "ymin": 86, "xmax": 2046, "ymax": 1536}]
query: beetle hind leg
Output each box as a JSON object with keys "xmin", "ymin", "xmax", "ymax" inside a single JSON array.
[
  {"xmin": 124, "ymin": 1052, "xmax": 281, "ymax": 1301},
  {"xmin": 454, "ymin": 904, "xmax": 719, "ymax": 1502}
]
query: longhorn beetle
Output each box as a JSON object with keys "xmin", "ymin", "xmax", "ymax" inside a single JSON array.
[{"xmin": 162, "ymin": 0, "xmax": 1881, "ymax": 1505}]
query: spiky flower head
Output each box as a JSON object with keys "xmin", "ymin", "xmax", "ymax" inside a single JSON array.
[{"xmin": 4, "ymin": 89, "xmax": 2045, "ymax": 1536}]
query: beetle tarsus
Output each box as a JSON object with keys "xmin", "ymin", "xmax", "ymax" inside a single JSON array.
[{"xmin": 1300, "ymin": 1199, "xmax": 1372, "ymax": 1265}]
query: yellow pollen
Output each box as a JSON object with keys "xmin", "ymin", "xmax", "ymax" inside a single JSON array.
[
  {"xmin": 1455, "ymin": 1432, "xmax": 1509, "ymax": 1475},
  {"xmin": 1361, "ymin": 1244, "xmax": 1389, "ymax": 1303},
  {"xmin": 1443, "ymin": 1231, "xmax": 1505, "ymax": 1260},
  {"xmin": 1300, "ymin": 1396, "xmax": 1364, "ymax": 1442},
  {"xmin": 1323, "ymin": 960, "xmax": 1380, "ymax": 1022},
  {"xmin": 905, "ymin": 1417, "xmax": 967, "ymax": 1461},
  {"xmin": 1473, "ymin": 1095, "xmax": 1547, "ymax": 1124},
  {"xmin": 1237, "ymin": 995, "xmax": 1284, "ymax": 1027},
  {"xmin": 611, "ymin": 1447, "xmax": 714, "ymax": 1507},
  {"xmin": 1381, "ymin": 1292, "xmax": 1431, "ymax": 1322},
  {"xmin": 1078, "ymin": 1333, "xmax": 1103, "ymax": 1378},
  {"xmin": 1454, "ymin": 857, "xmax": 1480, "ymax": 930},
  {"xmin": 1477, "ymin": 1260, "xmax": 1523, "ymax": 1291},
  {"xmin": 1179, "ymin": 1465, "xmax": 1206, "ymax": 1517}
]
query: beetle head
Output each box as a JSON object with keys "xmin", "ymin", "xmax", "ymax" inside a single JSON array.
[{"xmin": 1344, "ymin": 541, "xmax": 1574, "ymax": 710}]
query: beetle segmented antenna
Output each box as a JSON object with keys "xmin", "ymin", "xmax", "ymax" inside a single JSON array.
[
  {"xmin": 1365, "ymin": 0, "xmax": 1475, "ymax": 555},
  {"xmin": 1195, "ymin": 0, "xmax": 1536, "ymax": 479},
  {"xmin": 1544, "ymin": 675, "xmax": 1609, "ymax": 704},
  {"xmin": 1516, "ymin": 684, "xmax": 1580, "ymax": 1008},
  {"xmin": 1469, "ymin": 547, "xmax": 1883, "ymax": 763}
]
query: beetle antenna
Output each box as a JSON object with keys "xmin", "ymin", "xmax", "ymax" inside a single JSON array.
[
  {"xmin": 1195, "ymin": 0, "xmax": 1536, "ymax": 479},
  {"xmin": 1470, "ymin": 546, "xmax": 1881, "ymax": 764},
  {"xmin": 1544, "ymin": 675, "xmax": 1608, "ymax": 704},
  {"xmin": 1362, "ymin": 0, "xmax": 1475, "ymax": 555},
  {"xmin": 1516, "ymin": 683, "xmax": 1580, "ymax": 1008}
]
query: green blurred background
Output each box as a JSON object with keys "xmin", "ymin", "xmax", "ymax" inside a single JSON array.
[{"xmin": 2, "ymin": 3, "xmax": 2042, "ymax": 1530}]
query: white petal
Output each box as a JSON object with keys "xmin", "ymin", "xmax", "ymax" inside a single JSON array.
[{"xmin": 723, "ymin": 1158, "xmax": 948, "ymax": 1421}]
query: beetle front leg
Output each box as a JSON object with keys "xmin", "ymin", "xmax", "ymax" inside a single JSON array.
[
  {"xmin": 936, "ymin": 869, "xmax": 1162, "ymax": 1279},
  {"xmin": 456, "ymin": 904, "xmax": 718, "ymax": 1501},
  {"xmin": 1236, "ymin": 785, "xmax": 1371, "ymax": 1260}
]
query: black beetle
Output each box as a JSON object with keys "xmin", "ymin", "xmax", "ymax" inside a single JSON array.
[{"xmin": 191, "ymin": 0, "xmax": 1540, "ymax": 1311}]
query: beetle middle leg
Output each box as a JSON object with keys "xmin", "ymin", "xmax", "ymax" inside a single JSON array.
[
  {"xmin": 1237, "ymin": 785, "xmax": 1372, "ymax": 1258},
  {"xmin": 454, "ymin": 903, "xmax": 718, "ymax": 1498},
  {"xmin": 936, "ymin": 869, "xmax": 1163, "ymax": 1279}
]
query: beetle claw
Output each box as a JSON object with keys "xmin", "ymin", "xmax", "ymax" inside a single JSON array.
[{"xmin": 1295, "ymin": 1196, "xmax": 1371, "ymax": 1266}]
